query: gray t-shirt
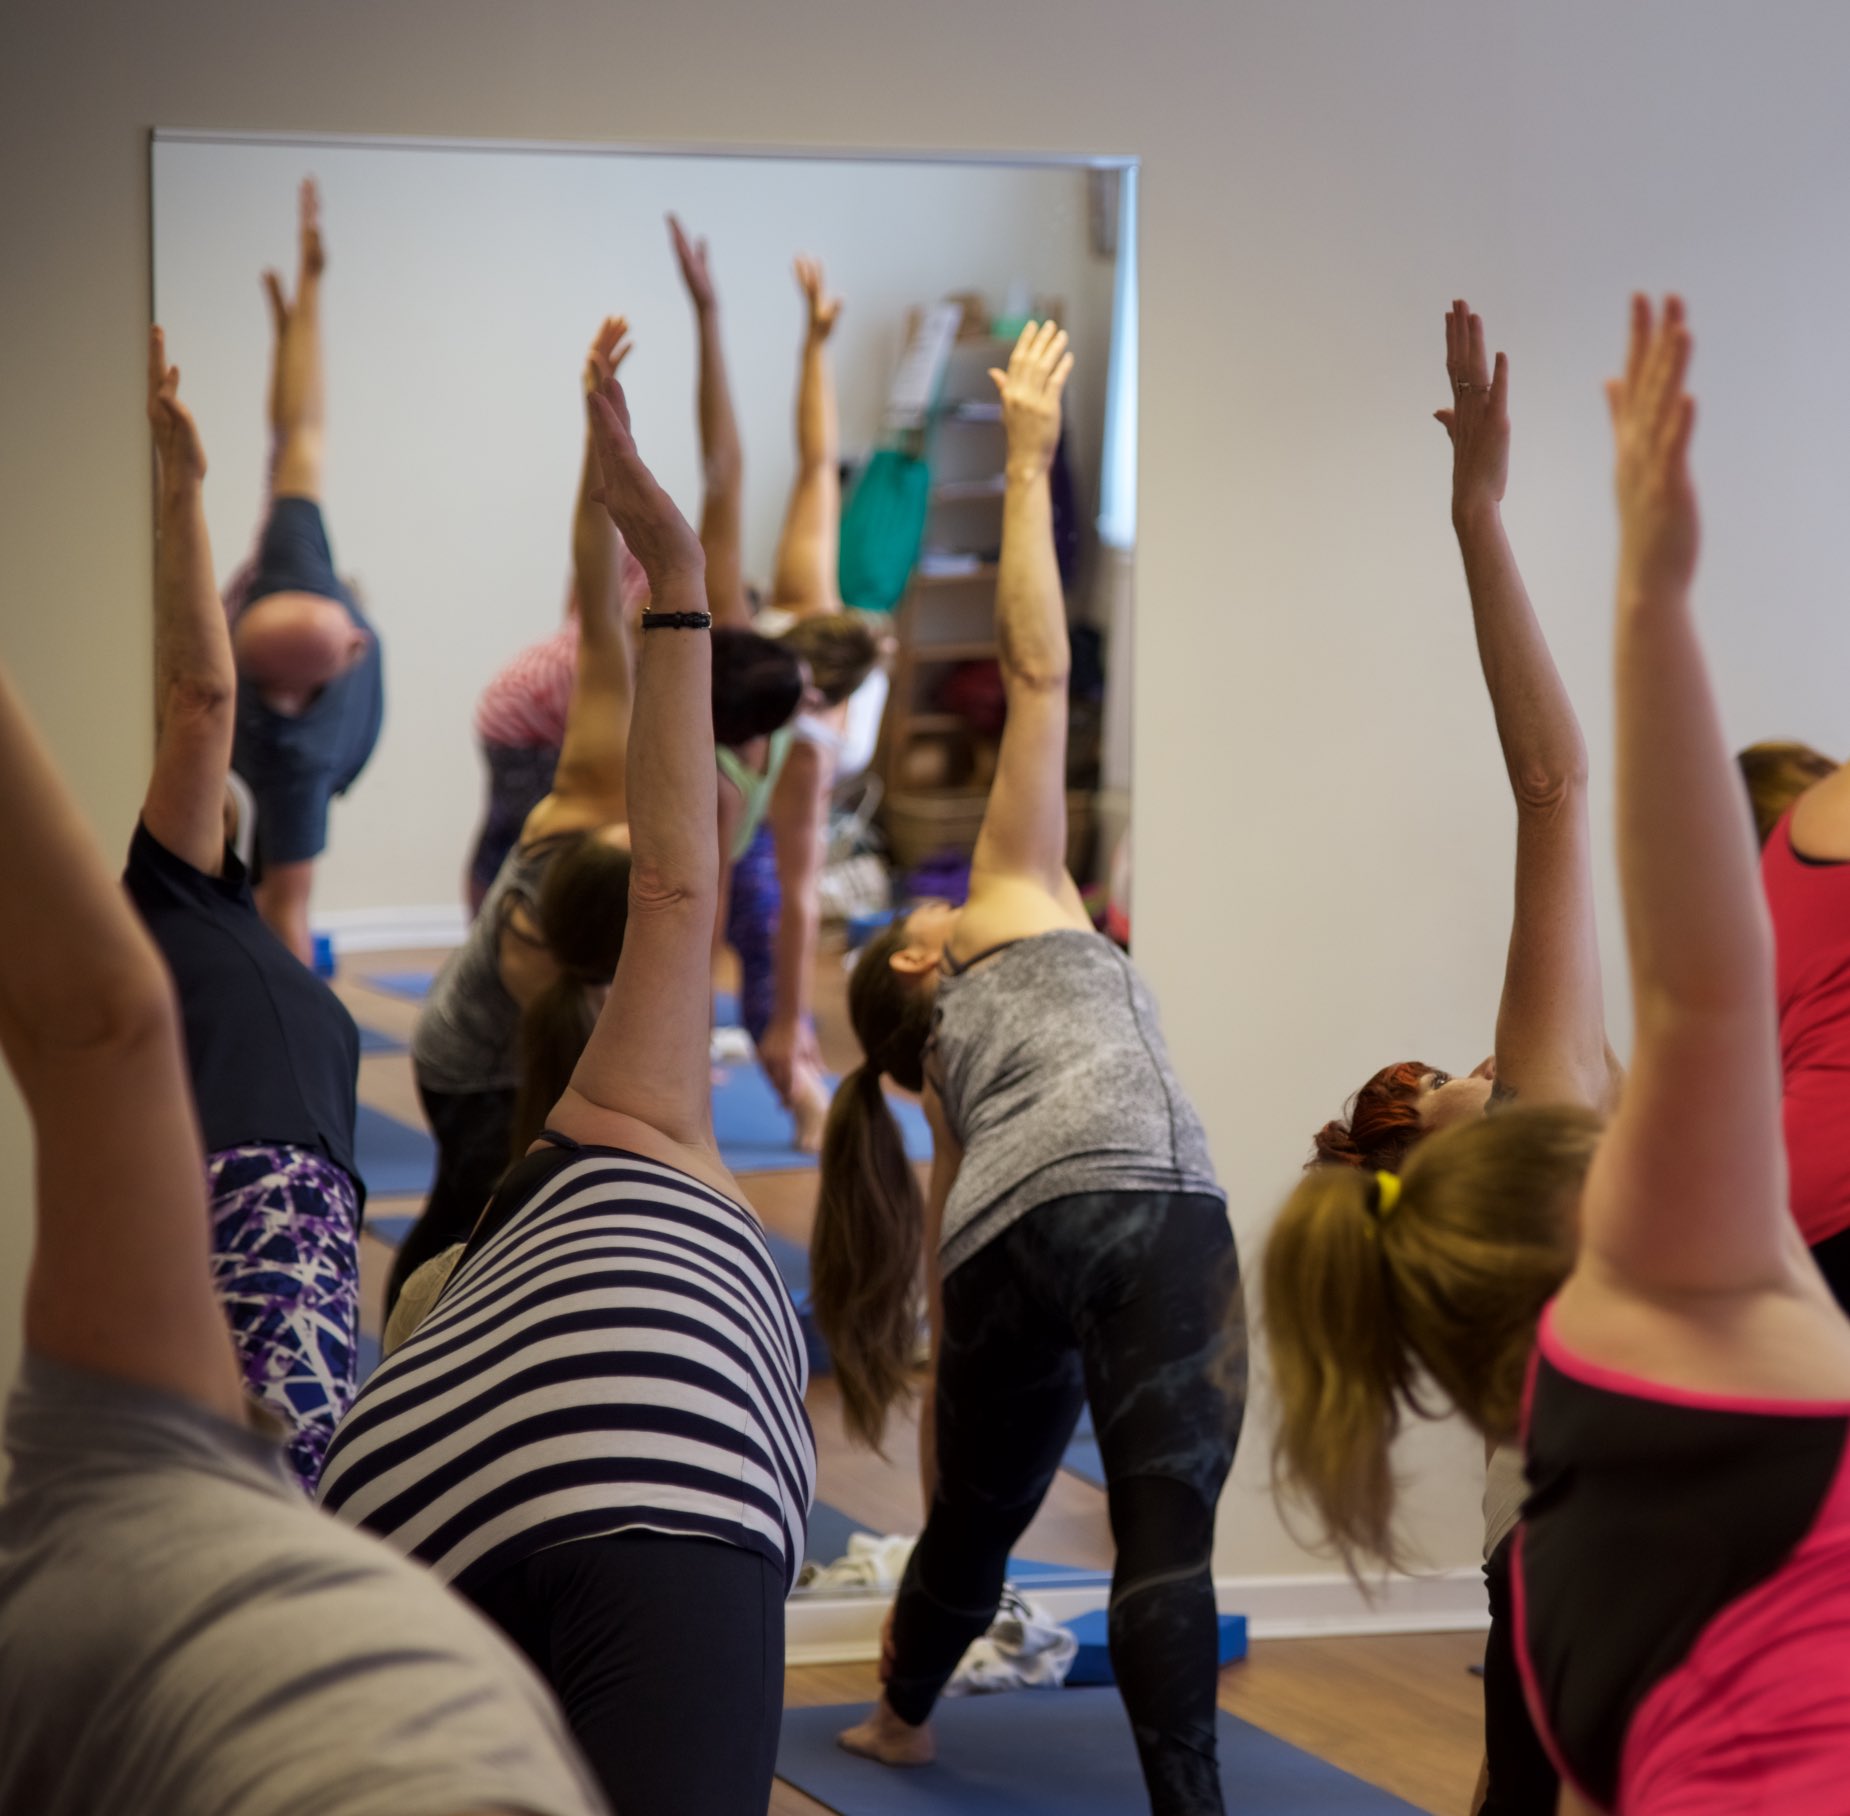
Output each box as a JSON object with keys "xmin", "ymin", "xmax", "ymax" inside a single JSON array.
[
  {"xmin": 413, "ymin": 840, "xmax": 556, "ymax": 1094},
  {"xmin": 0, "ymin": 1354, "xmax": 608, "ymax": 1816},
  {"xmin": 933, "ymin": 929, "xmax": 1224, "ymax": 1275}
]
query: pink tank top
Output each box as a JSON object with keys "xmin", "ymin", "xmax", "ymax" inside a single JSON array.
[{"xmin": 1514, "ymin": 1305, "xmax": 1850, "ymax": 1813}]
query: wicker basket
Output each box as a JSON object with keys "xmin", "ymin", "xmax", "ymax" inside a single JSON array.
[{"xmin": 881, "ymin": 788, "xmax": 1097, "ymax": 875}]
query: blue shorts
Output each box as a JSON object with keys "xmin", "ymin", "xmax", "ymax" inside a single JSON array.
[{"xmin": 232, "ymin": 498, "xmax": 385, "ymax": 867}]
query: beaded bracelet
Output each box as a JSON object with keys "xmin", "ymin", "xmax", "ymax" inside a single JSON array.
[{"xmin": 640, "ymin": 610, "xmax": 714, "ymax": 631}]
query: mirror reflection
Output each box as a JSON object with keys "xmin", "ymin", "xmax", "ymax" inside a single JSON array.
[{"xmin": 152, "ymin": 135, "xmax": 1138, "ymax": 1600}]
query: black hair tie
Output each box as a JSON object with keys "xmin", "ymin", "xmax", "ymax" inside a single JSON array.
[{"xmin": 641, "ymin": 610, "xmax": 713, "ymax": 631}]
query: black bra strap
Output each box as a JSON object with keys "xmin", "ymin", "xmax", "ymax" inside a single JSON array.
[{"xmin": 941, "ymin": 937, "xmax": 1021, "ymax": 978}]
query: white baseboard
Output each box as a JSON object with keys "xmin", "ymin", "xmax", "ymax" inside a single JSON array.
[
  {"xmin": 786, "ymin": 1568, "xmax": 1488, "ymax": 1666},
  {"xmin": 312, "ymin": 903, "xmax": 468, "ymax": 954}
]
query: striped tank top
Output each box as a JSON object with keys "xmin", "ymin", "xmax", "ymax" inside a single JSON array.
[{"xmin": 317, "ymin": 1136, "xmax": 814, "ymax": 1592}]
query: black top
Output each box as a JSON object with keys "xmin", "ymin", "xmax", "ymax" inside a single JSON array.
[
  {"xmin": 1518, "ymin": 1347, "xmax": 1849, "ymax": 1806},
  {"xmin": 122, "ymin": 821, "xmax": 362, "ymax": 1197}
]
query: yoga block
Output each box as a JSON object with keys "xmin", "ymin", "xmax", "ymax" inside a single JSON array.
[{"xmin": 1062, "ymin": 1610, "xmax": 1247, "ymax": 1687}]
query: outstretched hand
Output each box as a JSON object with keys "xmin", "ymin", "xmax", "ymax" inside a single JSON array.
[
  {"xmin": 262, "ymin": 177, "xmax": 325, "ymax": 336},
  {"xmin": 795, "ymin": 257, "xmax": 842, "ymax": 340},
  {"xmin": 1609, "ymin": 294, "xmax": 1698, "ymax": 599},
  {"xmin": 991, "ymin": 320, "xmax": 1072, "ymax": 473},
  {"xmin": 582, "ymin": 315, "xmax": 633, "ymax": 398},
  {"xmin": 585, "ymin": 374, "xmax": 705, "ymax": 582},
  {"xmin": 668, "ymin": 215, "xmax": 717, "ymax": 313},
  {"xmin": 147, "ymin": 326, "xmax": 206, "ymax": 485},
  {"xmin": 1434, "ymin": 299, "xmax": 1510, "ymax": 515}
]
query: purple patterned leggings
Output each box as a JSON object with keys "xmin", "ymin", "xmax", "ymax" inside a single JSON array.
[{"xmin": 207, "ymin": 1144, "xmax": 362, "ymax": 1492}]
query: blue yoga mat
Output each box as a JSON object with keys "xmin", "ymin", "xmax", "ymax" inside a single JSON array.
[
  {"xmin": 362, "ymin": 969, "xmax": 436, "ymax": 1002},
  {"xmin": 713, "ymin": 1062, "xmax": 931, "ymax": 1174},
  {"xmin": 357, "ymin": 1024, "xmax": 407, "ymax": 1055},
  {"xmin": 354, "ymin": 1103, "xmax": 437, "ymax": 1198},
  {"xmin": 355, "ymin": 1330, "xmax": 382, "ymax": 1386},
  {"xmin": 1061, "ymin": 1406, "xmax": 1105, "ymax": 1490},
  {"xmin": 775, "ymin": 1691, "xmax": 1424, "ymax": 1816},
  {"xmin": 800, "ymin": 1500, "xmax": 1103, "ymax": 1589}
]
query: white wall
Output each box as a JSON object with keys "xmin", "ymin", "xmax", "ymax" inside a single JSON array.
[
  {"xmin": 8, "ymin": 0, "xmax": 1850, "ymax": 1596},
  {"xmin": 152, "ymin": 140, "xmax": 1116, "ymax": 916}
]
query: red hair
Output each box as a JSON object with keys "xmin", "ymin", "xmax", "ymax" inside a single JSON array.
[{"xmin": 1310, "ymin": 1061, "xmax": 1434, "ymax": 1172}]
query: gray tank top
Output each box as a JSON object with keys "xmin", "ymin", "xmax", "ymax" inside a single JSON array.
[
  {"xmin": 932, "ymin": 929, "xmax": 1223, "ymax": 1275},
  {"xmin": 412, "ymin": 840, "xmax": 557, "ymax": 1094}
]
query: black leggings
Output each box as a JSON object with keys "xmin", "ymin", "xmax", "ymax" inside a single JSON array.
[
  {"xmin": 1481, "ymin": 1532, "xmax": 1558, "ymax": 1815},
  {"xmin": 382, "ymin": 1077, "xmax": 514, "ymax": 1316},
  {"xmin": 886, "ymin": 1190, "xmax": 1245, "ymax": 1816},
  {"xmin": 468, "ymin": 1529, "xmax": 784, "ymax": 1816}
]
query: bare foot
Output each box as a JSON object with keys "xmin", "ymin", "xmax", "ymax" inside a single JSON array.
[{"xmin": 837, "ymin": 1699, "xmax": 934, "ymax": 1767}]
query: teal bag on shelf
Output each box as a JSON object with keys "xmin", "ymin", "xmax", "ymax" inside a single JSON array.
[{"xmin": 838, "ymin": 444, "xmax": 932, "ymax": 614}]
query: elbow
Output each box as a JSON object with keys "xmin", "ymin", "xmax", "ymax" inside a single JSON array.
[
  {"xmin": 628, "ymin": 855, "xmax": 717, "ymax": 925},
  {"xmin": 1510, "ymin": 752, "xmax": 1589, "ymax": 818},
  {"xmin": 30, "ymin": 942, "xmax": 179, "ymax": 1064},
  {"xmin": 159, "ymin": 673, "xmax": 235, "ymax": 728},
  {"xmin": 1002, "ymin": 656, "xmax": 1070, "ymax": 697}
]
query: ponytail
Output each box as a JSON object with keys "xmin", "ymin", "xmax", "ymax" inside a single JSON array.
[
  {"xmin": 1263, "ymin": 1164, "xmax": 1410, "ymax": 1574},
  {"xmin": 1262, "ymin": 1104, "xmax": 1599, "ymax": 1575},
  {"xmin": 810, "ymin": 920, "xmax": 940, "ymax": 1448},
  {"xmin": 813, "ymin": 1062, "xmax": 925, "ymax": 1449}
]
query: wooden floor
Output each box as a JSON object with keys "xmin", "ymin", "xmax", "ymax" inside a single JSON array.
[{"xmin": 338, "ymin": 944, "xmax": 1485, "ymax": 1814}]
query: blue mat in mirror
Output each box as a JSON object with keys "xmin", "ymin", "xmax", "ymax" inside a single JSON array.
[
  {"xmin": 775, "ymin": 1691, "xmax": 1424, "ymax": 1815},
  {"xmin": 357, "ymin": 1024, "xmax": 407, "ymax": 1055}
]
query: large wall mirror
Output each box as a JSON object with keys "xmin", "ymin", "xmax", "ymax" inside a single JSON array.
[{"xmin": 153, "ymin": 131, "xmax": 1137, "ymax": 1603}]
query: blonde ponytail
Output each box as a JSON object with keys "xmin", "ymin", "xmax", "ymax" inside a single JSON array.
[{"xmin": 1263, "ymin": 1104, "xmax": 1599, "ymax": 1574}]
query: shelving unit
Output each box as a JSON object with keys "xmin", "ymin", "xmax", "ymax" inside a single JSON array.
[
  {"xmin": 873, "ymin": 305, "xmax": 1093, "ymax": 875},
  {"xmin": 875, "ymin": 330, "xmax": 1011, "ymax": 865}
]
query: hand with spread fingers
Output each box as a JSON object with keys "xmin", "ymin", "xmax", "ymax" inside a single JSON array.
[
  {"xmin": 991, "ymin": 320, "xmax": 1073, "ymax": 475},
  {"xmin": 262, "ymin": 177, "xmax": 325, "ymax": 334},
  {"xmin": 668, "ymin": 214, "xmax": 717, "ymax": 315},
  {"xmin": 582, "ymin": 314, "xmax": 633, "ymax": 399},
  {"xmin": 147, "ymin": 326, "xmax": 207, "ymax": 486},
  {"xmin": 1434, "ymin": 298, "xmax": 1510, "ymax": 518},
  {"xmin": 1609, "ymin": 293, "xmax": 1699, "ymax": 600},
  {"xmin": 796, "ymin": 257, "xmax": 842, "ymax": 342},
  {"xmin": 585, "ymin": 375, "xmax": 705, "ymax": 584}
]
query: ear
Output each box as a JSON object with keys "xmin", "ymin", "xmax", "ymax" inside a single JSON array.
[{"xmin": 888, "ymin": 944, "xmax": 938, "ymax": 979}]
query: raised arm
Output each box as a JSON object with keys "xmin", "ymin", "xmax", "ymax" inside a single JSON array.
[
  {"xmin": 141, "ymin": 328, "xmax": 236, "ymax": 875},
  {"xmin": 525, "ymin": 319, "xmax": 636, "ymax": 837},
  {"xmin": 265, "ymin": 177, "xmax": 327, "ymax": 501},
  {"xmin": 669, "ymin": 215, "xmax": 750, "ymax": 629},
  {"xmin": 760, "ymin": 739, "xmax": 831, "ymax": 1147},
  {"xmin": 769, "ymin": 258, "xmax": 845, "ymax": 619},
  {"xmin": 1573, "ymin": 296, "xmax": 1787, "ymax": 1295},
  {"xmin": 967, "ymin": 322, "xmax": 1075, "ymax": 899},
  {"xmin": 554, "ymin": 373, "xmax": 720, "ymax": 1152},
  {"xmin": 1437, "ymin": 302, "xmax": 1612, "ymax": 1108},
  {"xmin": 0, "ymin": 661, "xmax": 243, "ymax": 1420}
]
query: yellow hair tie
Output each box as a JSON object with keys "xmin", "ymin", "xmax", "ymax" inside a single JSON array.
[{"xmin": 1372, "ymin": 1171, "xmax": 1402, "ymax": 1220}]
